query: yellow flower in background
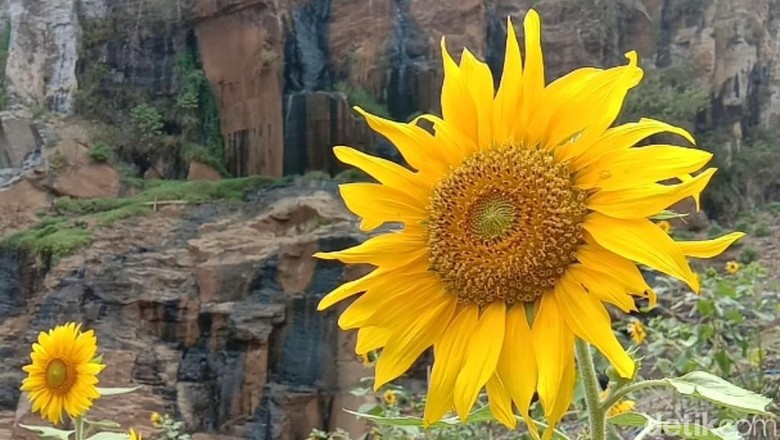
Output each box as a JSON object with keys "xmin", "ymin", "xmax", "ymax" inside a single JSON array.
[
  {"xmin": 725, "ymin": 260, "xmax": 740, "ymax": 274},
  {"xmin": 129, "ymin": 428, "xmax": 143, "ymax": 440},
  {"xmin": 150, "ymin": 411, "xmax": 163, "ymax": 427},
  {"xmin": 607, "ymin": 400, "xmax": 636, "ymax": 417},
  {"xmin": 657, "ymin": 220, "xmax": 672, "ymax": 234},
  {"xmin": 315, "ymin": 8, "xmax": 744, "ymax": 437},
  {"xmin": 20, "ymin": 323, "xmax": 105, "ymax": 424},
  {"xmin": 383, "ymin": 390, "xmax": 398, "ymax": 406},
  {"xmin": 627, "ymin": 320, "xmax": 646, "ymax": 345}
]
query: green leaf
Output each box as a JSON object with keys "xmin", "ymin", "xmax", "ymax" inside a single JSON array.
[
  {"xmin": 666, "ymin": 371, "xmax": 772, "ymax": 414},
  {"xmin": 651, "ymin": 210, "xmax": 689, "ymax": 220},
  {"xmin": 344, "ymin": 405, "xmax": 491, "ymax": 429},
  {"xmin": 355, "ymin": 402, "xmax": 378, "ymax": 414},
  {"xmin": 713, "ymin": 350, "xmax": 734, "ymax": 377},
  {"xmin": 607, "ymin": 411, "xmax": 651, "ymax": 427},
  {"xmin": 661, "ymin": 423, "xmax": 742, "ymax": 440},
  {"xmin": 96, "ymin": 386, "xmax": 141, "ymax": 396},
  {"xmin": 608, "ymin": 412, "xmax": 743, "ymax": 440},
  {"xmin": 85, "ymin": 433, "xmax": 130, "ymax": 440},
  {"xmin": 17, "ymin": 424, "xmax": 74, "ymax": 439},
  {"xmin": 84, "ymin": 418, "xmax": 122, "ymax": 429}
]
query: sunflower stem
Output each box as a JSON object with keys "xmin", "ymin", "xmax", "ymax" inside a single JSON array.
[
  {"xmin": 74, "ymin": 416, "xmax": 85, "ymax": 440},
  {"xmin": 600, "ymin": 379, "xmax": 669, "ymax": 412},
  {"xmin": 575, "ymin": 339, "xmax": 605, "ymax": 440}
]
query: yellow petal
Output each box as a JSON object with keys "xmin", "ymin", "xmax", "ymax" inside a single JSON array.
[
  {"xmin": 555, "ymin": 274, "xmax": 635, "ymax": 378},
  {"xmin": 424, "ymin": 306, "xmax": 477, "ymax": 425},
  {"xmin": 528, "ymin": 67, "xmax": 601, "ymax": 147},
  {"xmin": 575, "ymin": 242, "xmax": 652, "ymax": 299},
  {"xmin": 497, "ymin": 305, "xmax": 537, "ymax": 412},
  {"xmin": 374, "ymin": 296, "xmax": 457, "ymax": 389},
  {"xmin": 542, "ymin": 353, "xmax": 575, "ymax": 440},
  {"xmin": 332, "ymin": 146, "xmax": 430, "ymax": 201},
  {"xmin": 486, "ymin": 375, "xmax": 517, "ymax": 429},
  {"xmin": 584, "ymin": 213, "xmax": 699, "ymax": 292},
  {"xmin": 419, "ymin": 113, "xmax": 477, "ymax": 158},
  {"xmin": 356, "ymin": 326, "xmax": 389, "ymax": 354},
  {"xmin": 441, "ymin": 38, "xmax": 479, "ymax": 146},
  {"xmin": 339, "ymin": 182, "xmax": 426, "ymax": 231},
  {"xmin": 677, "ymin": 232, "xmax": 746, "ymax": 258},
  {"xmin": 454, "ymin": 302, "xmax": 506, "ymax": 421},
  {"xmin": 588, "ymin": 168, "xmax": 717, "ymax": 219},
  {"xmin": 317, "ymin": 260, "xmax": 424, "ymax": 311},
  {"xmin": 577, "ymin": 145, "xmax": 713, "ymax": 190},
  {"xmin": 355, "ymin": 108, "xmax": 449, "ymax": 176},
  {"xmin": 459, "ymin": 48, "xmax": 494, "ymax": 148},
  {"xmin": 519, "ymin": 10, "xmax": 544, "ymax": 135},
  {"xmin": 497, "ymin": 304, "xmax": 540, "ymax": 439},
  {"xmin": 338, "ymin": 273, "xmax": 447, "ymax": 329},
  {"xmin": 543, "ymin": 54, "xmax": 640, "ymax": 149},
  {"xmin": 567, "ymin": 264, "xmax": 637, "ymax": 313},
  {"xmin": 565, "ymin": 118, "xmax": 695, "ymax": 171},
  {"xmin": 493, "ymin": 17, "xmax": 523, "ymax": 144},
  {"xmin": 313, "ymin": 231, "xmax": 427, "ymax": 267},
  {"xmin": 532, "ymin": 293, "xmax": 574, "ymax": 415}
]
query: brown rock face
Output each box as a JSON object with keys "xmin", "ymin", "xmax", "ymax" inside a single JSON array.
[
  {"xmin": 329, "ymin": 0, "xmax": 394, "ymax": 94},
  {"xmin": 282, "ymin": 91, "xmax": 376, "ymax": 175},
  {"xmin": 0, "ymin": 180, "xmax": 372, "ymax": 439},
  {"xmin": 188, "ymin": 160, "xmax": 222, "ymax": 181},
  {"xmin": 0, "ymin": 179, "xmax": 50, "ymax": 235},
  {"xmin": 194, "ymin": 0, "xmax": 285, "ymax": 178},
  {"xmin": 48, "ymin": 134, "xmax": 120, "ymax": 199}
]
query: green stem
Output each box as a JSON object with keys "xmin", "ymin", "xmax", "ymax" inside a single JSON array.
[
  {"xmin": 600, "ymin": 379, "xmax": 669, "ymax": 413},
  {"xmin": 74, "ymin": 416, "xmax": 85, "ymax": 440},
  {"xmin": 575, "ymin": 338, "xmax": 605, "ymax": 440}
]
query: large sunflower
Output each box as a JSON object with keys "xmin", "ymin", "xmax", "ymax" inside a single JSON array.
[
  {"xmin": 20, "ymin": 322, "xmax": 105, "ymax": 424},
  {"xmin": 316, "ymin": 9, "xmax": 744, "ymax": 437}
]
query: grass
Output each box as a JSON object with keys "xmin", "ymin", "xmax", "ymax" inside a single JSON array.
[
  {"xmin": 3, "ymin": 217, "xmax": 92, "ymax": 259},
  {"xmin": 55, "ymin": 176, "xmax": 285, "ymax": 227},
  {"xmin": 2, "ymin": 176, "xmax": 286, "ymax": 258}
]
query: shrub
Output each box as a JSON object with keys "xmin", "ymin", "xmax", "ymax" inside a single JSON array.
[{"xmin": 88, "ymin": 142, "xmax": 112, "ymax": 163}]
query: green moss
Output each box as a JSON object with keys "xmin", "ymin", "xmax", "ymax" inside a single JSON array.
[
  {"xmin": 88, "ymin": 141, "xmax": 112, "ymax": 163},
  {"xmin": 334, "ymin": 168, "xmax": 368, "ymax": 183},
  {"xmin": 739, "ymin": 247, "xmax": 759, "ymax": 264},
  {"xmin": 56, "ymin": 176, "xmax": 278, "ymax": 219},
  {"xmin": 6, "ymin": 177, "xmax": 286, "ymax": 259},
  {"xmin": 0, "ymin": 22, "xmax": 10, "ymax": 109},
  {"xmin": 3, "ymin": 218, "xmax": 92, "ymax": 258},
  {"xmin": 175, "ymin": 49, "xmax": 225, "ymax": 172},
  {"xmin": 335, "ymin": 82, "xmax": 390, "ymax": 119},
  {"xmin": 753, "ymin": 222, "xmax": 771, "ymax": 238}
]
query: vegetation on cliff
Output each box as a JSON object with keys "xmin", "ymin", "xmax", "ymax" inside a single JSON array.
[{"xmin": 0, "ymin": 176, "xmax": 283, "ymax": 259}]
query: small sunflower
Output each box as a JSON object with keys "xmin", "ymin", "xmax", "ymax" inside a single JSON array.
[
  {"xmin": 657, "ymin": 220, "xmax": 672, "ymax": 234},
  {"xmin": 607, "ymin": 399, "xmax": 636, "ymax": 417},
  {"xmin": 383, "ymin": 390, "xmax": 398, "ymax": 406},
  {"xmin": 627, "ymin": 320, "xmax": 646, "ymax": 345},
  {"xmin": 129, "ymin": 428, "xmax": 143, "ymax": 440},
  {"xmin": 150, "ymin": 411, "xmax": 163, "ymax": 427},
  {"xmin": 315, "ymin": 9, "xmax": 743, "ymax": 436},
  {"xmin": 20, "ymin": 322, "xmax": 105, "ymax": 425},
  {"xmin": 725, "ymin": 260, "xmax": 740, "ymax": 274}
]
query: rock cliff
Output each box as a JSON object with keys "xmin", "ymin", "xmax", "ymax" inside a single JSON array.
[{"xmin": 0, "ymin": 179, "xmax": 376, "ymax": 439}]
